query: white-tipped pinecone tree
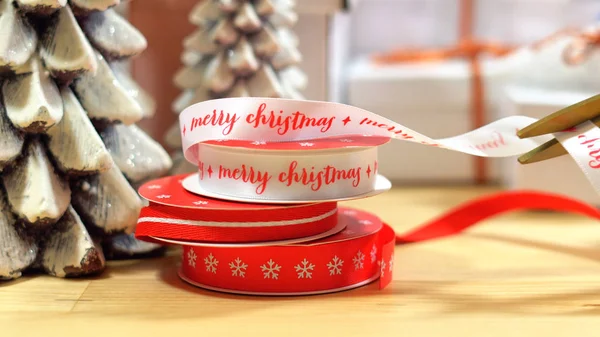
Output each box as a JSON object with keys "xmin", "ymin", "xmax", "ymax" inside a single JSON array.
[
  {"xmin": 164, "ymin": 0, "xmax": 307, "ymax": 173},
  {"xmin": 0, "ymin": 0, "xmax": 172, "ymax": 280}
]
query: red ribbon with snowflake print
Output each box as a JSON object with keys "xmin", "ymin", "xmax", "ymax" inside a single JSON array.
[{"xmin": 178, "ymin": 208, "xmax": 396, "ymax": 295}]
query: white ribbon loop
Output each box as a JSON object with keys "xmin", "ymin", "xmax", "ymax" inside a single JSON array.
[
  {"xmin": 555, "ymin": 121, "xmax": 600, "ymax": 196},
  {"xmin": 179, "ymin": 97, "xmax": 554, "ymax": 165}
]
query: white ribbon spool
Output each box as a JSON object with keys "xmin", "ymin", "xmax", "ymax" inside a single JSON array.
[{"xmin": 182, "ymin": 138, "xmax": 392, "ymax": 203}]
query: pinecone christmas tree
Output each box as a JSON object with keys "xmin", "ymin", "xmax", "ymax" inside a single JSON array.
[
  {"xmin": 164, "ymin": 0, "xmax": 307, "ymax": 174},
  {"xmin": 0, "ymin": 0, "xmax": 172, "ymax": 280}
]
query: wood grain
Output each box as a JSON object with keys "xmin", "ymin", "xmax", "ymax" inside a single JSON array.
[
  {"xmin": 271, "ymin": 36, "xmax": 301, "ymax": 70},
  {"xmin": 46, "ymin": 87, "xmax": 112, "ymax": 174},
  {"xmin": 70, "ymin": 163, "xmax": 142, "ymax": 234},
  {"xmin": 234, "ymin": 2, "xmax": 262, "ymax": 32},
  {"xmin": 99, "ymin": 123, "xmax": 173, "ymax": 183},
  {"xmin": 190, "ymin": 0, "xmax": 221, "ymax": 26},
  {"xmin": 2, "ymin": 56, "xmax": 63, "ymax": 132},
  {"xmin": 130, "ymin": 0, "xmax": 305, "ymax": 156},
  {"xmin": 3, "ymin": 139, "xmax": 71, "ymax": 225},
  {"xmin": 110, "ymin": 61, "xmax": 156, "ymax": 118},
  {"xmin": 0, "ymin": 188, "xmax": 37, "ymax": 279},
  {"xmin": 247, "ymin": 65, "xmax": 285, "ymax": 97},
  {"xmin": 69, "ymin": 0, "xmax": 119, "ymax": 13},
  {"xmin": 0, "ymin": 95, "xmax": 25, "ymax": 168},
  {"xmin": 173, "ymin": 59, "xmax": 210, "ymax": 89},
  {"xmin": 229, "ymin": 36, "xmax": 260, "ymax": 75},
  {"xmin": 39, "ymin": 5, "xmax": 98, "ymax": 82},
  {"xmin": 15, "ymin": 0, "xmax": 67, "ymax": 13},
  {"xmin": 81, "ymin": 8, "xmax": 147, "ymax": 60},
  {"xmin": 4, "ymin": 186, "xmax": 600, "ymax": 335},
  {"xmin": 72, "ymin": 51, "xmax": 143, "ymax": 125},
  {"xmin": 205, "ymin": 53, "xmax": 236, "ymax": 94},
  {"xmin": 41, "ymin": 205, "xmax": 105, "ymax": 277},
  {"xmin": 0, "ymin": 0, "xmax": 37, "ymax": 69}
]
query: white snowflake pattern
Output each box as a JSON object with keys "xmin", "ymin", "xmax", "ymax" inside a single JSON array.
[
  {"xmin": 343, "ymin": 209, "xmax": 357, "ymax": 216},
  {"xmin": 147, "ymin": 185, "xmax": 162, "ymax": 189},
  {"xmin": 326, "ymin": 256, "xmax": 344, "ymax": 275},
  {"xmin": 156, "ymin": 194, "xmax": 171, "ymax": 199},
  {"xmin": 359, "ymin": 219, "xmax": 373, "ymax": 225},
  {"xmin": 294, "ymin": 258, "xmax": 315, "ymax": 279},
  {"xmin": 260, "ymin": 259, "xmax": 282, "ymax": 279},
  {"xmin": 214, "ymin": 139, "xmax": 228, "ymax": 142},
  {"xmin": 370, "ymin": 245, "xmax": 377, "ymax": 263},
  {"xmin": 389, "ymin": 253, "xmax": 394, "ymax": 273},
  {"xmin": 229, "ymin": 257, "xmax": 248, "ymax": 278},
  {"xmin": 252, "ymin": 141, "xmax": 266, "ymax": 145},
  {"xmin": 187, "ymin": 249, "xmax": 197, "ymax": 268},
  {"xmin": 204, "ymin": 253, "xmax": 219, "ymax": 273},
  {"xmin": 340, "ymin": 139, "xmax": 354, "ymax": 143},
  {"xmin": 193, "ymin": 200, "xmax": 208, "ymax": 205},
  {"xmin": 299, "ymin": 142, "xmax": 314, "ymax": 147},
  {"xmin": 379, "ymin": 259, "xmax": 386, "ymax": 278},
  {"xmin": 353, "ymin": 251, "xmax": 365, "ymax": 270}
]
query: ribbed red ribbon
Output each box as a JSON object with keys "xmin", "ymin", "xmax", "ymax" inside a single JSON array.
[
  {"xmin": 136, "ymin": 202, "xmax": 339, "ymax": 244},
  {"xmin": 396, "ymin": 190, "xmax": 600, "ymax": 244}
]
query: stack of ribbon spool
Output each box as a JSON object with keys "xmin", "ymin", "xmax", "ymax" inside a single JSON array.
[
  {"xmin": 135, "ymin": 94, "xmax": 600, "ymax": 296},
  {"xmin": 135, "ymin": 100, "xmax": 399, "ymax": 295}
]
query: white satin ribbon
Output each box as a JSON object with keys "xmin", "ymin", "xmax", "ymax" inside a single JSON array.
[
  {"xmin": 179, "ymin": 97, "xmax": 600, "ymax": 202},
  {"xmin": 554, "ymin": 121, "xmax": 600, "ymax": 197},
  {"xmin": 179, "ymin": 98, "xmax": 555, "ymax": 162},
  {"xmin": 197, "ymin": 143, "xmax": 378, "ymax": 200}
]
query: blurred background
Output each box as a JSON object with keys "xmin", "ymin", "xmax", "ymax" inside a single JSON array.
[{"xmin": 123, "ymin": 0, "xmax": 600, "ymax": 204}]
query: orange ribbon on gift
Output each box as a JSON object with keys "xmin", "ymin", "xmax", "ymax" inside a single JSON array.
[
  {"xmin": 531, "ymin": 25, "xmax": 600, "ymax": 65},
  {"xmin": 372, "ymin": 0, "xmax": 515, "ymax": 184},
  {"xmin": 373, "ymin": 2, "xmax": 600, "ymax": 185}
]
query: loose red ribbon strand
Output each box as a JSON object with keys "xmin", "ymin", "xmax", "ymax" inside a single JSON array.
[{"xmin": 396, "ymin": 190, "xmax": 600, "ymax": 244}]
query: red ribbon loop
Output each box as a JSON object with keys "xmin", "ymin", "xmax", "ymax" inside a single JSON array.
[{"xmin": 396, "ymin": 190, "xmax": 600, "ymax": 244}]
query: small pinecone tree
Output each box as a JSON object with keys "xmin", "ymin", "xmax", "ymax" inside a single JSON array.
[
  {"xmin": 164, "ymin": 0, "xmax": 307, "ymax": 173},
  {"xmin": 0, "ymin": 0, "xmax": 172, "ymax": 280}
]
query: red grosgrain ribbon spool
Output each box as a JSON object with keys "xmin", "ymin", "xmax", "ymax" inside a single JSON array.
[
  {"xmin": 178, "ymin": 208, "xmax": 396, "ymax": 295},
  {"xmin": 136, "ymin": 175, "xmax": 340, "ymax": 244}
]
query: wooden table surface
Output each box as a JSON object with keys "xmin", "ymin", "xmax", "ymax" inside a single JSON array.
[{"xmin": 3, "ymin": 186, "xmax": 600, "ymax": 336}]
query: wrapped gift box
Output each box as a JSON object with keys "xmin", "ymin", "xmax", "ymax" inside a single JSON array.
[
  {"xmin": 347, "ymin": 56, "xmax": 508, "ymax": 183},
  {"xmin": 346, "ymin": 41, "xmax": 600, "ymax": 183},
  {"xmin": 499, "ymin": 85, "xmax": 600, "ymax": 205},
  {"xmin": 501, "ymin": 33, "xmax": 600, "ymax": 92},
  {"xmin": 344, "ymin": 0, "xmax": 600, "ymax": 183},
  {"xmin": 346, "ymin": 0, "xmax": 600, "ymax": 55}
]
